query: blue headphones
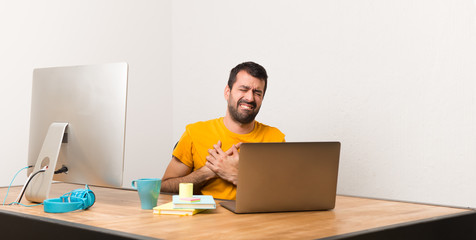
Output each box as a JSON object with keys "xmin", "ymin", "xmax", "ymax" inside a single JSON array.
[{"xmin": 43, "ymin": 185, "xmax": 96, "ymax": 213}]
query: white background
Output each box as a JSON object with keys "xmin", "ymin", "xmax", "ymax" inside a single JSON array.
[
  {"xmin": 0, "ymin": 0, "xmax": 173, "ymax": 192},
  {"xmin": 1, "ymin": 0, "xmax": 476, "ymax": 208}
]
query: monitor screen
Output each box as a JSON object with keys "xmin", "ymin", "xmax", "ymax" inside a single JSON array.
[{"xmin": 25, "ymin": 63, "xmax": 128, "ymax": 202}]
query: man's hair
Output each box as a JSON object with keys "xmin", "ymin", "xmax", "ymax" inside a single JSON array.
[{"xmin": 228, "ymin": 61, "xmax": 268, "ymax": 95}]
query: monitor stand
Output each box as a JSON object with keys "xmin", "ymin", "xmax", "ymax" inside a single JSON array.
[{"xmin": 25, "ymin": 122, "xmax": 68, "ymax": 203}]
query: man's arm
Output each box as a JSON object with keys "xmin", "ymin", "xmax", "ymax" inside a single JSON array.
[{"xmin": 161, "ymin": 156, "xmax": 217, "ymax": 194}]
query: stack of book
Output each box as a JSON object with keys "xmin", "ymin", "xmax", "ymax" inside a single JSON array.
[{"xmin": 153, "ymin": 195, "xmax": 216, "ymax": 216}]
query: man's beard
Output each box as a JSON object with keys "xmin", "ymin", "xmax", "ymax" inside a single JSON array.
[{"xmin": 228, "ymin": 98, "xmax": 260, "ymax": 124}]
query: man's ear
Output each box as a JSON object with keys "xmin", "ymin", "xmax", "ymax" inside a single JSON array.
[{"xmin": 224, "ymin": 85, "xmax": 230, "ymax": 100}]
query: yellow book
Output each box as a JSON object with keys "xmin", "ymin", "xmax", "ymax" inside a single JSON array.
[{"xmin": 153, "ymin": 202, "xmax": 206, "ymax": 216}]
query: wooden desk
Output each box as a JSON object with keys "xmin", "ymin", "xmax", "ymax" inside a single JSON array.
[{"xmin": 1, "ymin": 183, "xmax": 475, "ymax": 239}]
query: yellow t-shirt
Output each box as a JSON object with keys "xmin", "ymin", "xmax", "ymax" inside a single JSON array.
[{"xmin": 172, "ymin": 117, "xmax": 285, "ymax": 200}]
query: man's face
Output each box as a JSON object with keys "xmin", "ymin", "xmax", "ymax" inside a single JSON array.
[{"xmin": 225, "ymin": 70, "xmax": 265, "ymax": 124}]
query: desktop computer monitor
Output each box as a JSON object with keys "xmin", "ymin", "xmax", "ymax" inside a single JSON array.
[{"xmin": 25, "ymin": 62, "xmax": 128, "ymax": 202}]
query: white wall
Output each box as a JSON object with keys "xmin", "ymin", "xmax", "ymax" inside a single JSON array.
[
  {"xmin": 0, "ymin": 0, "xmax": 172, "ymax": 189},
  {"xmin": 2, "ymin": 0, "xmax": 476, "ymax": 209},
  {"xmin": 172, "ymin": 0, "xmax": 476, "ymax": 208}
]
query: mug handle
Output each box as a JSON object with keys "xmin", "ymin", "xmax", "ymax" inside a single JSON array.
[{"xmin": 131, "ymin": 180, "xmax": 137, "ymax": 189}]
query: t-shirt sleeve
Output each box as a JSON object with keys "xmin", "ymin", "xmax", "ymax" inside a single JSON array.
[
  {"xmin": 172, "ymin": 129, "xmax": 194, "ymax": 168},
  {"xmin": 273, "ymin": 128, "xmax": 286, "ymax": 142}
]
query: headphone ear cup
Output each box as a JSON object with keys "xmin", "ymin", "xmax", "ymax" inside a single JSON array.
[
  {"xmin": 83, "ymin": 189, "xmax": 95, "ymax": 209},
  {"xmin": 70, "ymin": 188, "xmax": 96, "ymax": 209}
]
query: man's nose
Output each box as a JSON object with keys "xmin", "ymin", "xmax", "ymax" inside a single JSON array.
[{"xmin": 243, "ymin": 90, "xmax": 254, "ymax": 101}]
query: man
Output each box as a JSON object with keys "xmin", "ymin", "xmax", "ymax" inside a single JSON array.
[{"xmin": 161, "ymin": 62, "xmax": 285, "ymax": 200}]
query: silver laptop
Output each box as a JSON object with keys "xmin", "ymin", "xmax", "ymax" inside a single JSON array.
[{"xmin": 220, "ymin": 142, "xmax": 340, "ymax": 213}]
